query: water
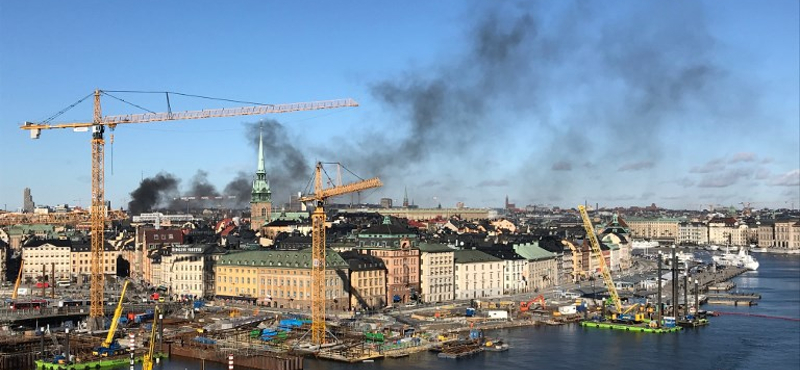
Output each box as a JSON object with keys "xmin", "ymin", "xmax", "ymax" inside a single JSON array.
[{"xmin": 116, "ymin": 254, "xmax": 800, "ymax": 370}]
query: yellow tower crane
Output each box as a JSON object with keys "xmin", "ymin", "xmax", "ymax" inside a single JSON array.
[
  {"xmin": 299, "ymin": 162, "xmax": 382, "ymax": 346},
  {"xmin": 577, "ymin": 205, "xmax": 622, "ymax": 313},
  {"xmin": 20, "ymin": 90, "xmax": 359, "ymax": 328}
]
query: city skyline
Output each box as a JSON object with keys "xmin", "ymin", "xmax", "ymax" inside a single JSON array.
[{"xmin": 1, "ymin": 1, "xmax": 798, "ymax": 211}]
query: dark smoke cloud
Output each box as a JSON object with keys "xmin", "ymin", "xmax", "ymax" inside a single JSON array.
[
  {"xmin": 128, "ymin": 173, "xmax": 179, "ymax": 215},
  {"xmin": 245, "ymin": 120, "xmax": 310, "ymax": 206},
  {"xmin": 224, "ymin": 171, "xmax": 252, "ymax": 208},
  {"xmin": 317, "ymin": 1, "xmax": 747, "ymax": 207},
  {"xmin": 129, "ymin": 171, "xmax": 255, "ymax": 214}
]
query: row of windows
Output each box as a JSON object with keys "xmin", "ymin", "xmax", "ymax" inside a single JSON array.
[
  {"xmin": 355, "ymin": 278, "xmax": 381, "ymax": 287},
  {"xmin": 217, "ymin": 286, "xmax": 341, "ymax": 299},
  {"xmin": 151, "ymin": 233, "xmax": 176, "ymax": 240},
  {"xmin": 222, "ymin": 267, "xmax": 311, "ymax": 276},
  {"xmin": 219, "ymin": 276, "xmax": 340, "ymax": 287}
]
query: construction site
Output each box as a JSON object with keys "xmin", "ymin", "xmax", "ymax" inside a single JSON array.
[{"xmin": 0, "ymin": 90, "xmax": 765, "ymax": 369}]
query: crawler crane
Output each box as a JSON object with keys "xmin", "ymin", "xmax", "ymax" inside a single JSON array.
[
  {"xmin": 93, "ymin": 280, "xmax": 130, "ymax": 357},
  {"xmin": 577, "ymin": 205, "xmax": 622, "ymax": 313}
]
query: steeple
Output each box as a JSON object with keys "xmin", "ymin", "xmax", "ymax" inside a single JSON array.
[
  {"xmin": 257, "ymin": 126, "xmax": 266, "ymax": 173},
  {"xmin": 250, "ymin": 123, "xmax": 272, "ymax": 230},
  {"xmin": 403, "ymin": 186, "xmax": 409, "ymax": 208}
]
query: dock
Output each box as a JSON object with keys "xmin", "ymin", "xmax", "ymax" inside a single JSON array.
[
  {"xmin": 707, "ymin": 299, "xmax": 758, "ymax": 306},
  {"xmin": 436, "ymin": 339, "xmax": 484, "ymax": 359},
  {"xmin": 708, "ymin": 282, "xmax": 736, "ymax": 291},
  {"xmin": 706, "ymin": 292, "xmax": 761, "ymax": 300}
]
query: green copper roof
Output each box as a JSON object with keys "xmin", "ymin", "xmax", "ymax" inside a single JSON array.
[
  {"xmin": 513, "ymin": 242, "xmax": 557, "ymax": 261},
  {"xmin": 251, "ymin": 124, "xmax": 272, "ymax": 203},
  {"xmin": 417, "ymin": 242, "xmax": 455, "ymax": 253},
  {"xmin": 453, "ymin": 249, "xmax": 502, "ymax": 263},
  {"xmin": 218, "ymin": 249, "xmax": 348, "ymax": 269}
]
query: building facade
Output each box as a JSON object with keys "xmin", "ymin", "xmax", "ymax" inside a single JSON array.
[
  {"xmin": 158, "ymin": 244, "xmax": 225, "ymax": 299},
  {"xmin": 340, "ymin": 251, "xmax": 387, "ymax": 310},
  {"xmin": 514, "ymin": 243, "xmax": 559, "ymax": 292},
  {"xmin": 417, "ymin": 242, "xmax": 455, "ymax": 303},
  {"xmin": 356, "ymin": 216, "xmax": 421, "ymax": 304},
  {"xmin": 22, "ymin": 240, "xmax": 72, "ymax": 282},
  {"xmin": 773, "ymin": 220, "xmax": 800, "ymax": 249},
  {"xmin": 215, "ymin": 249, "xmax": 349, "ymax": 310},
  {"xmin": 625, "ymin": 217, "xmax": 682, "ymax": 242},
  {"xmin": 678, "ymin": 221, "xmax": 709, "ymax": 245},
  {"xmin": 453, "ymin": 250, "xmax": 503, "ymax": 300},
  {"xmin": 70, "ymin": 241, "xmax": 121, "ymax": 283}
]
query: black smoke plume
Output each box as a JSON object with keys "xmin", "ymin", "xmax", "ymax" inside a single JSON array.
[
  {"xmin": 329, "ymin": 2, "xmax": 744, "ymax": 206},
  {"xmin": 128, "ymin": 173, "xmax": 179, "ymax": 215},
  {"xmin": 224, "ymin": 171, "xmax": 252, "ymax": 209},
  {"xmin": 244, "ymin": 119, "xmax": 310, "ymax": 206}
]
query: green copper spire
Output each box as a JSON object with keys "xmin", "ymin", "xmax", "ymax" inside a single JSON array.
[
  {"xmin": 251, "ymin": 123, "xmax": 271, "ymax": 203},
  {"xmin": 257, "ymin": 125, "xmax": 265, "ymax": 173}
]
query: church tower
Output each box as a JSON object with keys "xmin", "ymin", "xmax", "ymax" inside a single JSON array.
[{"xmin": 250, "ymin": 126, "xmax": 272, "ymax": 230}]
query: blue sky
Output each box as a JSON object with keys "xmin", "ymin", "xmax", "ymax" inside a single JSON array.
[{"xmin": 1, "ymin": 0, "xmax": 798, "ymax": 212}]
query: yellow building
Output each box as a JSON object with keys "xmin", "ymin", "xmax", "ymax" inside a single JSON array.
[
  {"xmin": 625, "ymin": 217, "xmax": 682, "ymax": 242},
  {"xmin": 215, "ymin": 249, "xmax": 349, "ymax": 310},
  {"xmin": 70, "ymin": 241, "xmax": 120, "ymax": 281},
  {"xmin": 340, "ymin": 251, "xmax": 387, "ymax": 310}
]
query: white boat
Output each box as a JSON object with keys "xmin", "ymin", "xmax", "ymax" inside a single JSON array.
[
  {"xmin": 632, "ymin": 240, "xmax": 659, "ymax": 250},
  {"xmin": 712, "ymin": 247, "xmax": 759, "ymax": 271}
]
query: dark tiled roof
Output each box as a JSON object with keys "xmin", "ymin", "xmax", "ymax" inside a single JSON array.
[
  {"xmin": 359, "ymin": 222, "xmax": 416, "ymax": 236},
  {"xmin": 23, "ymin": 239, "xmax": 71, "ymax": 248},
  {"xmin": 339, "ymin": 250, "xmax": 386, "ymax": 271},
  {"xmin": 454, "ymin": 249, "xmax": 502, "ymax": 263}
]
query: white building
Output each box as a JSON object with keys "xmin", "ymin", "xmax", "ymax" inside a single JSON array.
[
  {"xmin": 678, "ymin": 221, "xmax": 709, "ymax": 245},
  {"xmin": 417, "ymin": 243, "xmax": 455, "ymax": 303},
  {"xmin": 21, "ymin": 240, "xmax": 72, "ymax": 281},
  {"xmin": 453, "ymin": 250, "xmax": 503, "ymax": 300},
  {"xmin": 157, "ymin": 244, "xmax": 225, "ymax": 299}
]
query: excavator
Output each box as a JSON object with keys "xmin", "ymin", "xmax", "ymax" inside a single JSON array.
[
  {"xmin": 93, "ymin": 280, "xmax": 130, "ymax": 357},
  {"xmin": 142, "ymin": 305, "xmax": 161, "ymax": 370},
  {"xmin": 520, "ymin": 295, "xmax": 546, "ymax": 312}
]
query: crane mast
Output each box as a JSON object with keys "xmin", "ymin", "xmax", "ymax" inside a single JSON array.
[
  {"xmin": 142, "ymin": 305, "xmax": 161, "ymax": 370},
  {"xmin": 19, "ymin": 90, "xmax": 359, "ymax": 328},
  {"xmin": 578, "ymin": 205, "xmax": 622, "ymax": 312},
  {"xmin": 299, "ymin": 162, "xmax": 381, "ymax": 346},
  {"xmin": 91, "ymin": 90, "xmax": 105, "ymax": 319}
]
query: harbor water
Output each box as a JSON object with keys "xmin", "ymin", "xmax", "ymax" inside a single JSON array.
[{"xmin": 114, "ymin": 253, "xmax": 800, "ymax": 370}]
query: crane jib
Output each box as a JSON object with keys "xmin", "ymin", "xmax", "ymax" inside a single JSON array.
[{"xmin": 20, "ymin": 98, "xmax": 359, "ymax": 131}]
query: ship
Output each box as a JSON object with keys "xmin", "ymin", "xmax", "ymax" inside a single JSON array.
[
  {"xmin": 631, "ymin": 240, "xmax": 659, "ymax": 250},
  {"xmin": 713, "ymin": 247, "xmax": 759, "ymax": 271}
]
